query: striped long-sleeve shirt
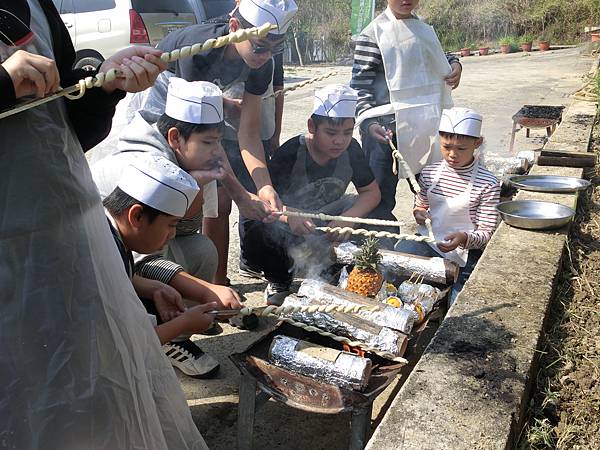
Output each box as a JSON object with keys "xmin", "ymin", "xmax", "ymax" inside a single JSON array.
[
  {"xmin": 350, "ymin": 12, "xmax": 460, "ymax": 133},
  {"xmin": 415, "ymin": 160, "xmax": 501, "ymax": 250}
]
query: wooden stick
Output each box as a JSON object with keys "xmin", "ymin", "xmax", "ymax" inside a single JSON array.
[
  {"xmin": 269, "ymin": 71, "xmax": 337, "ymax": 99},
  {"xmin": 276, "ymin": 210, "xmax": 404, "ymax": 229}
]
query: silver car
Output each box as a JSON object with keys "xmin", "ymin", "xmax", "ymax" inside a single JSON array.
[{"xmin": 53, "ymin": 0, "xmax": 197, "ymax": 70}]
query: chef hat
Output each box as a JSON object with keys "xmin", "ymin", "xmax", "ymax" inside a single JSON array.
[
  {"xmin": 118, "ymin": 154, "xmax": 200, "ymax": 218},
  {"xmin": 313, "ymin": 84, "xmax": 358, "ymax": 118},
  {"xmin": 165, "ymin": 78, "xmax": 223, "ymax": 124},
  {"xmin": 439, "ymin": 107, "xmax": 483, "ymax": 138},
  {"xmin": 238, "ymin": 0, "xmax": 298, "ymax": 35}
]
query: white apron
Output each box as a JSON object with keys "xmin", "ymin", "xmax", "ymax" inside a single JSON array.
[
  {"xmin": 418, "ymin": 161, "xmax": 479, "ymax": 267},
  {"xmin": 373, "ymin": 8, "xmax": 453, "ymax": 177},
  {"xmin": 0, "ymin": 2, "xmax": 207, "ymax": 448}
]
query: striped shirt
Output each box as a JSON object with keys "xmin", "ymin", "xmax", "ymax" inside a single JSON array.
[
  {"xmin": 350, "ymin": 12, "xmax": 459, "ymax": 132},
  {"xmin": 415, "ymin": 160, "xmax": 501, "ymax": 250}
]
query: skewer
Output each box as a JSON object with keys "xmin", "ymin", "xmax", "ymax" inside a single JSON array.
[
  {"xmin": 386, "ymin": 130, "xmax": 421, "ymax": 193},
  {"xmin": 276, "ymin": 210, "xmax": 404, "ymax": 229},
  {"xmin": 0, "ymin": 23, "xmax": 276, "ymax": 120},
  {"xmin": 269, "ymin": 71, "xmax": 337, "ymax": 99},
  {"xmin": 315, "ymin": 226, "xmax": 435, "ymax": 243}
]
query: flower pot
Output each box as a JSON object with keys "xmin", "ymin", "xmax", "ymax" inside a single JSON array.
[
  {"xmin": 460, "ymin": 47, "xmax": 471, "ymax": 57},
  {"xmin": 538, "ymin": 41, "xmax": 550, "ymax": 51},
  {"xmin": 591, "ymin": 33, "xmax": 600, "ymax": 42},
  {"xmin": 521, "ymin": 42, "xmax": 532, "ymax": 52},
  {"xmin": 479, "ymin": 47, "xmax": 489, "ymax": 56},
  {"xmin": 500, "ymin": 44, "xmax": 511, "ymax": 54}
]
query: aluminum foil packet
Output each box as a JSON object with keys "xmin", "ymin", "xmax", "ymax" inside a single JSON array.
[
  {"xmin": 268, "ymin": 335, "xmax": 372, "ymax": 391},
  {"xmin": 298, "ymin": 279, "xmax": 415, "ymax": 335},
  {"xmin": 281, "ymin": 295, "xmax": 407, "ymax": 357},
  {"xmin": 338, "ymin": 265, "xmax": 349, "ymax": 289}
]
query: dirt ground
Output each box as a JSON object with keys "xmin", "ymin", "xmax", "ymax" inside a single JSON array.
[{"xmin": 517, "ymin": 119, "xmax": 600, "ymax": 449}]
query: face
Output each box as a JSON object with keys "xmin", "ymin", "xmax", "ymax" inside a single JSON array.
[
  {"xmin": 230, "ymin": 18, "xmax": 282, "ymax": 68},
  {"xmin": 121, "ymin": 207, "xmax": 179, "ymax": 254},
  {"xmin": 439, "ymin": 134, "xmax": 482, "ymax": 168},
  {"xmin": 171, "ymin": 128, "xmax": 223, "ymax": 172},
  {"xmin": 308, "ymin": 118, "xmax": 355, "ymax": 161},
  {"xmin": 388, "ymin": 0, "xmax": 420, "ymax": 19}
]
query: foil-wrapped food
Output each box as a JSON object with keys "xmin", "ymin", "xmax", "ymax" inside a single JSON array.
[
  {"xmin": 281, "ymin": 295, "xmax": 408, "ymax": 358},
  {"xmin": 333, "ymin": 242, "xmax": 458, "ymax": 286},
  {"xmin": 298, "ymin": 279, "xmax": 414, "ymax": 335},
  {"xmin": 268, "ymin": 335, "xmax": 372, "ymax": 391}
]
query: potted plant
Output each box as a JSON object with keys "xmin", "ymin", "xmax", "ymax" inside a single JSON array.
[
  {"xmin": 592, "ymin": 32, "xmax": 600, "ymax": 42},
  {"xmin": 520, "ymin": 33, "xmax": 534, "ymax": 52},
  {"xmin": 498, "ymin": 36, "xmax": 514, "ymax": 54},
  {"xmin": 538, "ymin": 33, "xmax": 551, "ymax": 51},
  {"xmin": 478, "ymin": 44, "xmax": 490, "ymax": 56},
  {"xmin": 460, "ymin": 46, "xmax": 471, "ymax": 57}
]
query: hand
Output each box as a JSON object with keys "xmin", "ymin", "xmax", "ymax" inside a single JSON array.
[
  {"xmin": 257, "ymin": 185, "xmax": 283, "ymax": 211},
  {"xmin": 202, "ymin": 284, "xmax": 243, "ymax": 310},
  {"xmin": 189, "ymin": 165, "xmax": 227, "ymax": 186},
  {"xmin": 325, "ymin": 220, "xmax": 354, "ymax": 242},
  {"xmin": 237, "ymin": 192, "xmax": 277, "ymax": 222},
  {"xmin": 152, "ymin": 283, "xmax": 185, "ymax": 322},
  {"xmin": 100, "ymin": 46, "xmax": 167, "ymax": 94},
  {"xmin": 223, "ymin": 97, "xmax": 243, "ymax": 122},
  {"xmin": 444, "ymin": 62, "xmax": 462, "ymax": 89},
  {"xmin": 368, "ymin": 123, "xmax": 393, "ymax": 144},
  {"xmin": 180, "ymin": 302, "xmax": 218, "ymax": 335},
  {"xmin": 413, "ymin": 208, "xmax": 431, "ymax": 225},
  {"xmin": 2, "ymin": 50, "xmax": 60, "ymax": 99},
  {"xmin": 288, "ymin": 215, "xmax": 316, "ymax": 236},
  {"xmin": 437, "ymin": 231, "xmax": 467, "ymax": 253}
]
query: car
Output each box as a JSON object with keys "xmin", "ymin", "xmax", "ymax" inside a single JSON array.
[
  {"xmin": 52, "ymin": 0, "xmax": 197, "ymax": 71},
  {"xmin": 188, "ymin": 0, "xmax": 236, "ymax": 22}
]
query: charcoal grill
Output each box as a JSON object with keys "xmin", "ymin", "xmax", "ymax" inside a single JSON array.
[
  {"xmin": 509, "ymin": 105, "xmax": 565, "ymax": 153},
  {"xmin": 230, "ymin": 322, "xmax": 411, "ymax": 450}
]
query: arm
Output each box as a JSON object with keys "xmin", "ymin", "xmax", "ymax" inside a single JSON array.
[
  {"xmin": 168, "ymin": 271, "xmax": 243, "ymax": 309},
  {"xmin": 413, "ymin": 170, "xmax": 431, "ymax": 224},
  {"xmin": 154, "ymin": 302, "xmax": 216, "ymax": 345},
  {"xmin": 132, "ymin": 274, "xmax": 185, "ymax": 322},
  {"xmin": 270, "ymin": 53, "xmax": 285, "ymax": 150},
  {"xmin": 464, "ymin": 181, "xmax": 501, "ymax": 249},
  {"xmin": 444, "ymin": 55, "xmax": 462, "ymax": 90}
]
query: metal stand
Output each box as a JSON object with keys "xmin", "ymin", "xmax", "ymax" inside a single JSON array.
[{"xmin": 236, "ymin": 373, "xmax": 374, "ymax": 450}]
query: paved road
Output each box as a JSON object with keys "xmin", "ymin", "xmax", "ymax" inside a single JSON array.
[{"xmin": 88, "ymin": 47, "xmax": 592, "ymax": 450}]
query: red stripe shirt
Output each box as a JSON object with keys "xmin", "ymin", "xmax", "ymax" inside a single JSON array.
[{"xmin": 415, "ymin": 160, "xmax": 501, "ymax": 249}]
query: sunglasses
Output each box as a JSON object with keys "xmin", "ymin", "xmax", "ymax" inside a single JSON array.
[{"xmin": 249, "ymin": 38, "xmax": 285, "ymax": 55}]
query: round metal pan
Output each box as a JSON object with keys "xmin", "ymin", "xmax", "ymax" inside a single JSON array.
[
  {"xmin": 496, "ymin": 200, "xmax": 575, "ymax": 230},
  {"xmin": 508, "ymin": 175, "xmax": 590, "ymax": 193}
]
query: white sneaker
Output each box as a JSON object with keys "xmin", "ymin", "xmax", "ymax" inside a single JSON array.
[
  {"xmin": 264, "ymin": 282, "xmax": 292, "ymax": 306},
  {"xmin": 163, "ymin": 339, "xmax": 220, "ymax": 378}
]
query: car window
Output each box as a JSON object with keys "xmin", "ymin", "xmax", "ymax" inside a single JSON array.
[
  {"xmin": 52, "ymin": 0, "xmax": 74, "ymax": 14},
  {"xmin": 73, "ymin": 0, "xmax": 116, "ymax": 14},
  {"xmin": 131, "ymin": 0, "xmax": 194, "ymax": 14},
  {"xmin": 201, "ymin": 0, "xmax": 235, "ymax": 19}
]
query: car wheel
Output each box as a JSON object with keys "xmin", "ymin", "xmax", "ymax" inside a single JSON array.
[{"xmin": 74, "ymin": 56, "xmax": 104, "ymax": 72}]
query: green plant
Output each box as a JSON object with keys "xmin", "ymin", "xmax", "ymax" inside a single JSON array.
[
  {"xmin": 498, "ymin": 36, "xmax": 515, "ymax": 46},
  {"xmin": 520, "ymin": 33, "xmax": 535, "ymax": 44}
]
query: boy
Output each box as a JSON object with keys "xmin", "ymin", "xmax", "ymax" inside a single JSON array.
[
  {"xmin": 396, "ymin": 107, "xmax": 501, "ymax": 305},
  {"xmin": 92, "ymin": 79, "xmax": 244, "ymax": 377},
  {"xmin": 350, "ymin": 0, "xmax": 463, "ymax": 222},
  {"xmin": 129, "ymin": 0, "xmax": 299, "ymax": 285},
  {"xmin": 240, "ymin": 85, "xmax": 381, "ymax": 305},
  {"xmin": 103, "ymin": 154, "xmax": 221, "ymax": 377}
]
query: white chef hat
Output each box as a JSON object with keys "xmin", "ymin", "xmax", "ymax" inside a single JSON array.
[
  {"xmin": 439, "ymin": 107, "xmax": 483, "ymax": 138},
  {"xmin": 313, "ymin": 84, "xmax": 358, "ymax": 118},
  {"xmin": 165, "ymin": 78, "xmax": 223, "ymax": 124},
  {"xmin": 118, "ymin": 154, "xmax": 200, "ymax": 218},
  {"xmin": 238, "ymin": 0, "xmax": 298, "ymax": 35}
]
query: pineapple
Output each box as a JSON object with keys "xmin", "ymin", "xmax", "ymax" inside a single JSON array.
[{"xmin": 346, "ymin": 237, "xmax": 384, "ymax": 297}]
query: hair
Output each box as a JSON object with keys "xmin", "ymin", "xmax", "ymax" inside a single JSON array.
[
  {"xmin": 310, "ymin": 114, "xmax": 356, "ymax": 129},
  {"xmin": 157, "ymin": 114, "xmax": 223, "ymax": 142},
  {"xmin": 439, "ymin": 130, "xmax": 479, "ymax": 141},
  {"xmin": 232, "ymin": 9, "xmax": 283, "ymax": 41},
  {"xmin": 103, "ymin": 187, "xmax": 165, "ymax": 224}
]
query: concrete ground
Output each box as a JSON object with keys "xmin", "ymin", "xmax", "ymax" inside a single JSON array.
[{"xmin": 88, "ymin": 47, "xmax": 592, "ymax": 449}]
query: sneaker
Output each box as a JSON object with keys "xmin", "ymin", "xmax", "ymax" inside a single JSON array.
[
  {"xmin": 163, "ymin": 339, "xmax": 220, "ymax": 379},
  {"xmin": 264, "ymin": 282, "xmax": 292, "ymax": 306},
  {"xmin": 238, "ymin": 263, "xmax": 264, "ymax": 280}
]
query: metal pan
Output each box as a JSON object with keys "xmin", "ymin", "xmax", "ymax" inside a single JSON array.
[
  {"xmin": 496, "ymin": 200, "xmax": 575, "ymax": 230},
  {"xmin": 508, "ymin": 175, "xmax": 590, "ymax": 193}
]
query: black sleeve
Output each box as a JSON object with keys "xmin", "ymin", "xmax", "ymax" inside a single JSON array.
[
  {"xmin": 273, "ymin": 53, "xmax": 284, "ymax": 88},
  {"xmin": 348, "ymin": 139, "xmax": 375, "ymax": 188},
  {"xmin": 267, "ymin": 136, "xmax": 300, "ymax": 194},
  {"xmin": 246, "ymin": 58, "xmax": 273, "ymax": 95},
  {"xmin": 0, "ymin": 65, "xmax": 17, "ymax": 111}
]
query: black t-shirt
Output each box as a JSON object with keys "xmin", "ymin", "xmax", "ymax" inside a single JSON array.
[
  {"xmin": 269, "ymin": 135, "xmax": 375, "ymax": 196},
  {"xmin": 157, "ymin": 23, "xmax": 273, "ymax": 95}
]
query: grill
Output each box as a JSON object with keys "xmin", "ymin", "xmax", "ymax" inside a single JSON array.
[{"xmin": 509, "ymin": 105, "xmax": 565, "ymax": 153}]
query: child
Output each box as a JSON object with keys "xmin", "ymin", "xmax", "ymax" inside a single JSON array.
[
  {"xmin": 92, "ymin": 79, "xmax": 245, "ymax": 377},
  {"xmin": 396, "ymin": 107, "xmax": 501, "ymax": 305},
  {"xmin": 240, "ymin": 85, "xmax": 381, "ymax": 305},
  {"xmin": 103, "ymin": 154, "xmax": 221, "ymax": 378},
  {"xmin": 350, "ymin": 0, "xmax": 463, "ymax": 222},
  {"xmin": 129, "ymin": 0, "xmax": 299, "ymax": 286}
]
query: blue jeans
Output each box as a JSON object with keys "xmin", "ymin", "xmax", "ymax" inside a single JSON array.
[{"xmin": 394, "ymin": 240, "xmax": 483, "ymax": 306}]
